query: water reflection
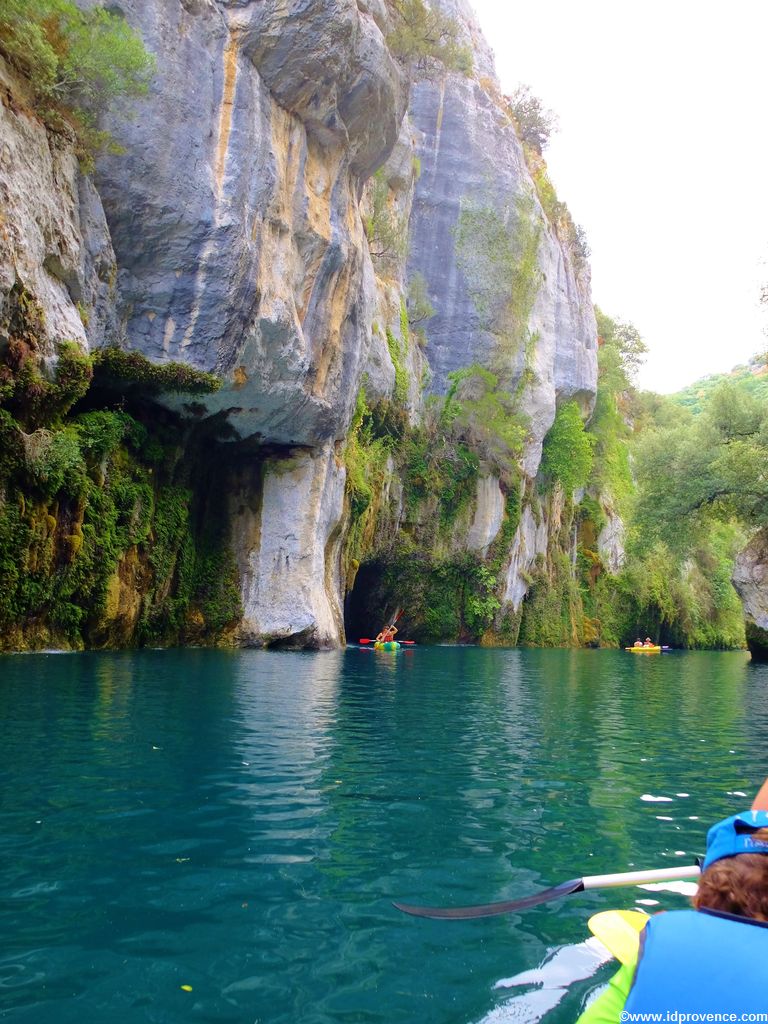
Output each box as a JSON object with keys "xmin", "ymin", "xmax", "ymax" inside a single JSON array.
[{"xmin": 0, "ymin": 648, "xmax": 767, "ymax": 1024}]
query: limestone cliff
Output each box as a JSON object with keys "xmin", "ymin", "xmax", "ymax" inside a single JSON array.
[
  {"xmin": 0, "ymin": 0, "xmax": 604, "ymax": 652},
  {"xmin": 733, "ymin": 529, "xmax": 768, "ymax": 659}
]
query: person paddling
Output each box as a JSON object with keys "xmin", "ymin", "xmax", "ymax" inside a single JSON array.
[
  {"xmin": 577, "ymin": 778, "xmax": 768, "ymax": 1022},
  {"xmin": 375, "ymin": 609, "xmax": 401, "ymax": 644}
]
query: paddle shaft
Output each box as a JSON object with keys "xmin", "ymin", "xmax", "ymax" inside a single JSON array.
[
  {"xmin": 582, "ymin": 864, "xmax": 700, "ymax": 890},
  {"xmin": 359, "ymin": 639, "xmax": 416, "ymax": 645}
]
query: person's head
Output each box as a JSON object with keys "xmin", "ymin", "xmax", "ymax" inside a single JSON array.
[
  {"xmin": 693, "ymin": 851, "xmax": 768, "ymax": 920},
  {"xmin": 645, "ymin": 637, "xmax": 653, "ymax": 643},
  {"xmin": 693, "ymin": 808, "xmax": 768, "ymax": 921}
]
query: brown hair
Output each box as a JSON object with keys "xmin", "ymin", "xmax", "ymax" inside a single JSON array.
[{"xmin": 693, "ymin": 853, "xmax": 768, "ymax": 921}]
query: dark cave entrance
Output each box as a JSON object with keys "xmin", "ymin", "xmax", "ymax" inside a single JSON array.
[{"xmin": 344, "ymin": 560, "xmax": 398, "ymax": 643}]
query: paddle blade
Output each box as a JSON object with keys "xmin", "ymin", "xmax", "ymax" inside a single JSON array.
[
  {"xmin": 393, "ymin": 878, "xmax": 585, "ymax": 919},
  {"xmin": 359, "ymin": 639, "xmax": 372, "ymax": 644}
]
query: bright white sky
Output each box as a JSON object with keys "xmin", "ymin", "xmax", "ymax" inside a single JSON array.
[{"xmin": 470, "ymin": 0, "xmax": 768, "ymax": 393}]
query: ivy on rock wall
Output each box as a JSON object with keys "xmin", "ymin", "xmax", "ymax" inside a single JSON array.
[
  {"xmin": 0, "ymin": 402, "xmax": 243, "ymax": 651},
  {"xmin": 0, "ymin": 291, "xmax": 241, "ymax": 650},
  {"xmin": 453, "ymin": 194, "xmax": 541, "ymax": 374}
]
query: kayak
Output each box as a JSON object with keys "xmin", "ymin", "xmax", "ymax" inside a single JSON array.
[
  {"xmin": 626, "ymin": 646, "xmax": 661, "ymax": 653},
  {"xmin": 374, "ymin": 641, "xmax": 401, "ymax": 650}
]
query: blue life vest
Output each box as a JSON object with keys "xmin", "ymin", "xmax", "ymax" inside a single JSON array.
[{"xmin": 624, "ymin": 908, "xmax": 768, "ymax": 1014}]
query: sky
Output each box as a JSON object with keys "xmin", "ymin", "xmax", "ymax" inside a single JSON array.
[{"xmin": 469, "ymin": 0, "xmax": 768, "ymax": 393}]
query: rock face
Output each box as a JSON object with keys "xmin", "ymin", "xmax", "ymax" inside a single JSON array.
[
  {"xmin": 597, "ymin": 509, "xmax": 626, "ymax": 576},
  {"xmin": 504, "ymin": 503, "xmax": 551, "ymax": 612},
  {"xmin": 231, "ymin": 445, "xmax": 346, "ymax": 648},
  {"xmin": 0, "ymin": 60, "xmax": 116, "ymax": 357},
  {"xmin": 732, "ymin": 529, "xmax": 768, "ymax": 659},
  {"xmin": 0, "ymin": 0, "xmax": 602, "ymax": 651},
  {"xmin": 466, "ymin": 475, "xmax": 505, "ymax": 557},
  {"xmin": 406, "ymin": 56, "xmax": 597, "ymax": 478},
  {"xmin": 94, "ymin": 0, "xmax": 407, "ymax": 447}
]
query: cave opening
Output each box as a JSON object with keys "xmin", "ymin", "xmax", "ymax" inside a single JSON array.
[{"xmin": 344, "ymin": 560, "xmax": 398, "ymax": 643}]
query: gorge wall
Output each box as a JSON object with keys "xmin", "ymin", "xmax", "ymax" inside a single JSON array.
[{"xmin": 0, "ymin": 0, "xmax": 606, "ymax": 652}]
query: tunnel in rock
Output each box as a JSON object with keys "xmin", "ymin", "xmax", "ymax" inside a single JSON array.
[{"xmin": 343, "ymin": 561, "xmax": 400, "ymax": 643}]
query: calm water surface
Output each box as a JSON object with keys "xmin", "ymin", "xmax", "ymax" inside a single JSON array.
[{"xmin": 1, "ymin": 648, "xmax": 767, "ymax": 1024}]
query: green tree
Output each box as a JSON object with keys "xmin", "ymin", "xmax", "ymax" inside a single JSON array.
[
  {"xmin": 508, "ymin": 84, "xmax": 558, "ymax": 154},
  {"xmin": 595, "ymin": 308, "xmax": 648, "ymax": 385},
  {"xmin": 0, "ymin": 0, "xmax": 154, "ymax": 167},
  {"xmin": 632, "ymin": 378, "xmax": 768, "ymax": 553},
  {"xmin": 365, "ymin": 169, "xmax": 408, "ymax": 266},
  {"xmin": 406, "ymin": 271, "xmax": 435, "ymax": 325},
  {"xmin": 387, "ymin": 0, "xmax": 473, "ymax": 78}
]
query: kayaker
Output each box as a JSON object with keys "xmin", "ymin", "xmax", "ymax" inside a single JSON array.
[
  {"xmin": 642, "ymin": 637, "xmax": 654, "ymax": 647},
  {"xmin": 376, "ymin": 624, "xmax": 398, "ymax": 643},
  {"xmin": 633, "ymin": 639, "xmax": 643, "ymax": 647},
  {"xmin": 577, "ymin": 778, "xmax": 768, "ymax": 1022}
]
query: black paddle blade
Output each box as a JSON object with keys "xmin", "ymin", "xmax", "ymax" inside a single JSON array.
[{"xmin": 392, "ymin": 878, "xmax": 585, "ymax": 919}]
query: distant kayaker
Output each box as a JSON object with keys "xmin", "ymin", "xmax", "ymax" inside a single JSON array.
[
  {"xmin": 376, "ymin": 624, "xmax": 398, "ymax": 643},
  {"xmin": 577, "ymin": 778, "xmax": 768, "ymax": 1022},
  {"xmin": 633, "ymin": 639, "xmax": 643, "ymax": 647},
  {"xmin": 643, "ymin": 637, "xmax": 654, "ymax": 647}
]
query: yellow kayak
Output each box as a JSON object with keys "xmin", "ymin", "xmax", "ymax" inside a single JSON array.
[{"xmin": 625, "ymin": 646, "xmax": 661, "ymax": 653}]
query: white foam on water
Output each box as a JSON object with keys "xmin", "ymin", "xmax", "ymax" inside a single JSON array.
[
  {"xmin": 480, "ymin": 938, "xmax": 612, "ymax": 1024},
  {"xmin": 638, "ymin": 881, "xmax": 698, "ymax": 896},
  {"xmin": 676, "ymin": 793, "xmax": 690, "ymax": 798},
  {"xmin": 655, "ymin": 815, "xmax": 674, "ymax": 821},
  {"xmin": 635, "ymin": 898, "xmax": 659, "ymax": 906},
  {"xmin": 641, "ymin": 795, "xmax": 673, "ymax": 802},
  {"xmin": 727, "ymin": 791, "xmax": 747, "ymax": 797}
]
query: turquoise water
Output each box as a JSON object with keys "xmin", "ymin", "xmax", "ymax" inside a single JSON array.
[{"xmin": 1, "ymin": 647, "xmax": 767, "ymax": 1024}]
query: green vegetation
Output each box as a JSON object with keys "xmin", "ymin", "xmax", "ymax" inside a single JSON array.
[
  {"xmin": 454, "ymin": 193, "xmax": 541, "ymax": 370},
  {"xmin": 92, "ymin": 347, "xmax": 222, "ymax": 396},
  {"xmin": 540, "ymin": 400, "xmax": 595, "ymax": 493},
  {"xmin": 365, "ymin": 169, "xmax": 408, "ymax": 269},
  {"xmin": 507, "ymin": 84, "xmax": 557, "ymax": 154},
  {"xmin": 0, "ymin": 400, "xmax": 242, "ymax": 651},
  {"xmin": 0, "ymin": 283, "xmax": 237, "ymax": 650},
  {"xmin": 406, "ymin": 272, "xmax": 434, "ymax": 326},
  {"xmin": 570, "ymin": 313, "xmax": 748, "ymax": 651},
  {"xmin": 386, "ymin": 328, "xmax": 410, "ymax": 406},
  {"xmin": 632, "ymin": 377, "xmax": 768, "ymax": 548},
  {"xmin": 672, "ymin": 355, "xmax": 768, "ymax": 415},
  {"xmin": 343, "ymin": 385, "xmax": 396, "ymax": 576},
  {"xmin": 518, "ymin": 550, "xmax": 584, "ymax": 647},
  {"xmin": 0, "ymin": 287, "xmax": 220, "ymax": 427},
  {"xmin": 440, "ymin": 365, "xmax": 527, "ymax": 482},
  {"xmin": 350, "ymin": 550, "xmax": 503, "ymax": 644},
  {"xmin": 386, "ymin": 0, "xmax": 473, "ymax": 77},
  {"xmin": 0, "ymin": 0, "xmax": 155, "ymax": 169}
]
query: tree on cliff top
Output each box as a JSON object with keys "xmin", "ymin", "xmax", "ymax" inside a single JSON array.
[
  {"xmin": 0, "ymin": 0, "xmax": 154, "ymax": 169},
  {"xmin": 508, "ymin": 85, "xmax": 558, "ymax": 154},
  {"xmin": 387, "ymin": 0, "xmax": 473, "ymax": 78}
]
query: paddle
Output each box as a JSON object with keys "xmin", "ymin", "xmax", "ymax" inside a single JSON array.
[
  {"xmin": 393, "ymin": 863, "xmax": 701, "ymax": 919},
  {"xmin": 359, "ymin": 639, "xmax": 417, "ymax": 645}
]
